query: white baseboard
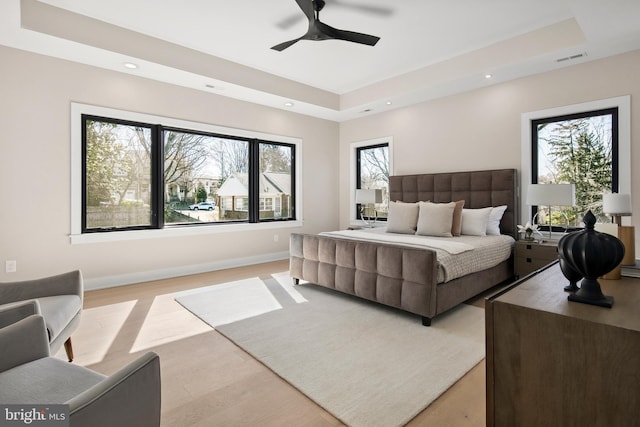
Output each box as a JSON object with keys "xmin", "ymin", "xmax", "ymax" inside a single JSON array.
[{"xmin": 83, "ymin": 251, "xmax": 290, "ymax": 291}]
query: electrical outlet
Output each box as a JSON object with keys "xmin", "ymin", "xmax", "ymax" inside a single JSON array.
[
  {"xmin": 5, "ymin": 260, "xmax": 17, "ymax": 273},
  {"xmin": 273, "ymin": 234, "xmax": 279, "ymax": 242}
]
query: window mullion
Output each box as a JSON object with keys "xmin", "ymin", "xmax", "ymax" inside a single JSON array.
[
  {"xmin": 248, "ymin": 140, "xmax": 260, "ymax": 223},
  {"xmin": 154, "ymin": 125, "xmax": 164, "ymax": 229}
]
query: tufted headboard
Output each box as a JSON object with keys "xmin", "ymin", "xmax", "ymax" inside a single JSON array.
[{"xmin": 388, "ymin": 169, "xmax": 518, "ymax": 238}]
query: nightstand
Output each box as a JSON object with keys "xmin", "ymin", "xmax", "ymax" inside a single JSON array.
[{"xmin": 514, "ymin": 239, "xmax": 559, "ymax": 277}]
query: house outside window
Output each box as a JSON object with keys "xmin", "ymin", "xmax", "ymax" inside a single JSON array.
[
  {"xmin": 259, "ymin": 142, "xmax": 294, "ymax": 220},
  {"xmin": 79, "ymin": 107, "xmax": 297, "ymax": 235}
]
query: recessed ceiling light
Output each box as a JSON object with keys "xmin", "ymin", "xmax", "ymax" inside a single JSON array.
[
  {"xmin": 123, "ymin": 62, "xmax": 138, "ymax": 69},
  {"xmin": 386, "ymin": 101, "xmax": 392, "ymax": 106},
  {"xmin": 484, "ymin": 74, "xmax": 493, "ymax": 79},
  {"xmin": 284, "ymin": 102, "xmax": 294, "ymax": 107}
]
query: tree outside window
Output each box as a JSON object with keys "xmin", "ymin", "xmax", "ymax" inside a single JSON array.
[
  {"xmin": 533, "ymin": 108, "xmax": 617, "ymax": 228},
  {"xmin": 84, "ymin": 120, "xmax": 153, "ymax": 229},
  {"xmin": 357, "ymin": 143, "xmax": 389, "ymax": 219}
]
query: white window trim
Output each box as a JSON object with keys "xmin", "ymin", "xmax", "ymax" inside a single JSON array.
[
  {"xmin": 70, "ymin": 103, "xmax": 303, "ymax": 244},
  {"xmin": 520, "ymin": 95, "xmax": 631, "ymax": 226},
  {"xmin": 349, "ymin": 136, "xmax": 394, "ymax": 224}
]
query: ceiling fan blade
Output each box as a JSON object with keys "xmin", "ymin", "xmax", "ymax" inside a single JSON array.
[
  {"xmin": 333, "ymin": 29, "xmax": 380, "ymax": 46},
  {"xmin": 318, "ymin": 21, "xmax": 380, "ymax": 46},
  {"xmin": 271, "ymin": 37, "xmax": 303, "ymax": 51},
  {"xmin": 294, "ymin": 0, "xmax": 316, "ymax": 22}
]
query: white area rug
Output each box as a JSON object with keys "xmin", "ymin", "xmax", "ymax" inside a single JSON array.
[{"xmin": 175, "ymin": 272, "xmax": 485, "ymax": 427}]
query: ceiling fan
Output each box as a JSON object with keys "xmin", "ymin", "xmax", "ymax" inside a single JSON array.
[
  {"xmin": 271, "ymin": 0, "xmax": 381, "ymax": 51},
  {"xmin": 276, "ymin": 0, "xmax": 393, "ymax": 30}
]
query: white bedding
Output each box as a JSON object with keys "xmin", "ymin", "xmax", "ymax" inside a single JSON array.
[
  {"xmin": 321, "ymin": 227, "xmax": 515, "ymax": 283},
  {"xmin": 321, "ymin": 229, "xmax": 474, "ymax": 254}
]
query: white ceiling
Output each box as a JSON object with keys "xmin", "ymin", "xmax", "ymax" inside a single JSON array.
[{"xmin": 2, "ymin": 0, "xmax": 640, "ymax": 121}]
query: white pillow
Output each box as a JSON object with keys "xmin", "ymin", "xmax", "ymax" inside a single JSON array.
[
  {"xmin": 461, "ymin": 207, "xmax": 493, "ymax": 236},
  {"xmin": 386, "ymin": 201, "xmax": 419, "ymax": 234},
  {"xmin": 416, "ymin": 202, "xmax": 455, "ymax": 237},
  {"xmin": 486, "ymin": 205, "xmax": 507, "ymax": 235}
]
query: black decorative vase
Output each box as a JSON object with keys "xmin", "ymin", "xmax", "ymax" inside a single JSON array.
[{"xmin": 557, "ymin": 210, "xmax": 625, "ymax": 308}]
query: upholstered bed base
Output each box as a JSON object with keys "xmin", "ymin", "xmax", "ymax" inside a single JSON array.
[
  {"xmin": 289, "ymin": 233, "xmax": 512, "ymax": 325},
  {"xmin": 289, "ymin": 168, "xmax": 517, "ymax": 325}
]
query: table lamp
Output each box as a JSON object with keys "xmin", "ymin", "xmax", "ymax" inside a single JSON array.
[
  {"xmin": 356, "ymin": 189, "xmax": 382, "ymax": 227},
  {"xmin": 526, "ymin": 183, "xmax": 576, "ymax": 239}
]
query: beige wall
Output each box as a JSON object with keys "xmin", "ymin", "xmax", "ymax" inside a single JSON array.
[
  {"xmin": 2, "ymin": 45, "xmax": 639, "ymax": 287},
  {"xmin": 339, "ymin": 49, "xmax": 640, "ymax": 241},
  {"xmin": 0, "ymin": 46, "xmax": 339, "ymax": 288}
]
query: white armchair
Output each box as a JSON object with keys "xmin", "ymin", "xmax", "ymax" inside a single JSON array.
[
  {"xmin": 0, "ymin": 270, "xmax": 83, "ymax": 361},
  {"xmin": 0, "ymin": 303, "xmax": 161, "ymax": 427}
]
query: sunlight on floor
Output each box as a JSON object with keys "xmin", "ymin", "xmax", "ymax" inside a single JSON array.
[
  {"xmin": 65, "ymin": 271, "xmax": 310, "ymax": 363},
  {"xmin": 271, "ymin": 271, "xmax": 308, "ymax": 303},
  {"xmin": 62, "ymin": 300, "xmax": 136, "ymax": 365},
  {"xmin": 130, "ymin": 294, "xmax": 212, "ymax": 353},
  {"xmin": 173, "ymin": 277, "xmax": 284, "ymax": 327}
]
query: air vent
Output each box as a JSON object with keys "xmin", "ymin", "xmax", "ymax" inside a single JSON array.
[{"xmin": 556, "ymin": 52, "xmax": 587, "ymax": 63}]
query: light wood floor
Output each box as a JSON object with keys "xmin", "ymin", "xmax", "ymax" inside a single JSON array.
[{"xmin": 59, "ymin": 260, "xmax": 490, "ymax": 426}]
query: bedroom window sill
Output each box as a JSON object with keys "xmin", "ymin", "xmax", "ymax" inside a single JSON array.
[{"xmin": 69, "ymin": 220, "xmax": 303, "ymax": 244}]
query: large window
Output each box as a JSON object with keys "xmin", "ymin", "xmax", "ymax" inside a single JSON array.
[
  {"xmin": 522, "ymin": 96, "xmax": 630, "ymax": 231},
  {"xmin": 81, "ymin": 112, "xmax": 296, "ymax": 234},
  {"xmin": 259, "ymin": 143, "xmax": 294, "ymax": 220},
  {"xmin": 532, "ymin": 108, "xmax": 617, "ymax": 229},
  {"xmin": 84, "ymin": 118, "xmax": 155, "ymax": 230},
  {"xmin": 351, "ymin": 138, "xmax": 393, "ymax": 222}
]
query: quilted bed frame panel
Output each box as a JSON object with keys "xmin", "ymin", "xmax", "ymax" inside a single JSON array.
[{"xmin": 289, "ymin": 234, "xmax": 439, "ymax": 318}]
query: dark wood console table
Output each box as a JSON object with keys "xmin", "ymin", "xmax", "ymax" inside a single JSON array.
[{"xmin": 486, "ymin": 261, "xmax": 640, "ymax": 426}]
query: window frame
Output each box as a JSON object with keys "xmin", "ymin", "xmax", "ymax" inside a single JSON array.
[
  {"xmin": 531, "ymin": 108, "xmax": 618, "ymax": 232},
  {"xmin": 257, "ymin": 140, "xmax": 296, "ymax": 221},
  {"xmin": 81, "ymin": 115, "xmax": 161, "ymax": 233},
  {"xmin": 520, "ymin": 96, "xmax": 631, "ymax": 231},
  {"xmin": 71, "ymin": 103, "xmax": 302, "ymax": 243},
  {"xmin": 350, "ymin": 137, "xmax": 394, "ymax": 224}
]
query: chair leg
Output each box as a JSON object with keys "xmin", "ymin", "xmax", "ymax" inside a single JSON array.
[{"xmin": 64, "ymin": 337, "xmax": 74, "ymax": 362}]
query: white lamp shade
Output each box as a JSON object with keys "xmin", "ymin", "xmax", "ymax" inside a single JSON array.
[
  {"xmin": 526, "ymin": 184, "xmax": 575, "ymax": 206},
  {"xmin": 356, "ymin": 189, "xmax": 382, "ymax": 204},
  {"xmin": 603, "ymin": 193, "xmax": 631, "ymax": 215}
]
